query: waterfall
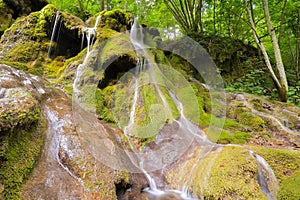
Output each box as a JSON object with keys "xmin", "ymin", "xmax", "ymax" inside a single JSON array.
[
  {"xmin": 127, "ymin": 17, "xmax": 197, "ymax": 199},
  {"xmin": 73, "ymin": 15, "xmax": 101, "ymax": 107},
  {"xmin": 70, "ymin": 14, "xmax": 280, "ymax": 200},
  {"xmin": 48, "ymin": 11, "xmax": 60, "ymax": 58},
  {"xmin": 81, "ymin": 15, "xmax": 101, "ymax": 54}
]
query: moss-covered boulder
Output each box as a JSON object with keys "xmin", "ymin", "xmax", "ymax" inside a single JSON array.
[
  {"xmin": 166, "ymin": 145, "xmax": 268, "ymax": 199},
  {"xmin": 0, "ymin": 4, "xmax": 84, "ymax": 77},
  {"xmin": 0, "ymin": 64, "xmax": 46, "ymax": 199}
]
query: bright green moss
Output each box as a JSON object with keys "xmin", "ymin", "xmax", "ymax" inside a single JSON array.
[
  {"xmin": 0, "ymin": 114, "xmax": 45, "ymax": 199},
  {"xmin": 166, "ymin": 146, "xmax": 266, "ymax": 199},
  {"xmin": 235, "ymin": 107, "xmax": 265, "ymax": 131},
  {"xmin": 0, "ymin": 0, "xmax": 13, "ymax": 35},
  {"xmin": 277, "ymin": 172, "xmax": 300, "ymax": 200},
  {"xmin": 250, "ymin": 146, "xmax": 300, "ymax": 199}
]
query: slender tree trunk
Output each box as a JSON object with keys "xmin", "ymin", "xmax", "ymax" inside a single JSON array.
[
  {"xmin": 100, "ymin": 0, "xmax": 105, "ymax": 11},
  {"xmin": 278, "ymin": 0, "xmax": 287, "ymax": 48},
  {"xmin": 213, "ymin": 0, "xmax": 216, "ymax": 34},
  {"xmin": 262, "ymin": 0, "xmax": 288, "ymax": 102},
  {"xmin": 244, "ymin": 0, "xmax": 288, "ymax": 102},
  {"xmin": 296, "ymin": 8, "xmax": 300, "ymax": 80},
  {"xmin": 77, "ymin": 0, "xmax": 84, "ymax": 17},
  {"xmin": 106, "ymin": 0, "xmax": 110, "ymax": 10},
  {"xmin": 287, "ymin": 24, "xmax": 296, "ymax": 79},
  {"xmin": 198, "ymin": 0, "xmax": 203, "ymax": 33}
]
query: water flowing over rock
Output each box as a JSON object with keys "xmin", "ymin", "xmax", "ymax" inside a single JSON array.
[{"xmin": 0, "ymin": 4, "xmax": 299, "ymax": 200}]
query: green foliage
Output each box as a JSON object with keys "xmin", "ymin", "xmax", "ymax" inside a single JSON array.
[{"xmin": 48, "ymin": 0, "xmax": 100, "ymax": 20}]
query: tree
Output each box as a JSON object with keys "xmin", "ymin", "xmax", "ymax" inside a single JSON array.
[
  {"xmin": 244, "ymin": 0, "xmax": 288, "ymax": 102},
  {"xmin": 164, "ymin": 0, "xmax": 203, "ymax": 34}
]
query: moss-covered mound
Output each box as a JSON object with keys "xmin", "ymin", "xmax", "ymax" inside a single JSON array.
[
  {"xmin": 166, "ymin": 146, "xmax": 268, "ymax": 199},
  {"xmin": 0, "ymin": 4, "xmax": 84, "ymax": 77}
]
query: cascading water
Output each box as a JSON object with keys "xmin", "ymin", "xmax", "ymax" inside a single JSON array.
[
  {"xmin": 126, "ymin": 17, "xmax": 279, "ymax": 200},
  {"xmin": 48, "ymin": 11, "xmax": 60, "ymax": 58},
  {"xmin": 70, "ymin": 14, "xmax": 280, "ymax": 199},
  {"xmin": 127, "ymin": 17, "xmax": 197, "ymax": 200},
  {"xmin": 73, "ymin": 15, "xmax": 101, "ymax": 104}
]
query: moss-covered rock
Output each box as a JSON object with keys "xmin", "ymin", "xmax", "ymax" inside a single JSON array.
[
  {"xmin": 96, "ymin": 9, "xmax": 133, "ymax": 32},
  {"xmin": 0, "ymin": 64, "xmax": 47, "ymax": 199},
  {"xmin": 250, "ymin": 146, "xmax": 300, "ymax": 200},
  {"xmin": 0, "ymin": 4, "xmax": 84, "ymax": 77},
  {"xmin": 166, "ymin": 146, "xmax": 268, "ymax": 199},
  {"xmin": 0, "ymin": 0, "xmax": 13, "ymax": 36}
]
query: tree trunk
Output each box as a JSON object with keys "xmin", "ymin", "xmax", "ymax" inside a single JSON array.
[
  {"xmin": 213, "ymin": 0, "xmax": 216, "ymax": 34},
  {"xmin": 244, "ymin": 0, "xmax": 288, "ymax": 102},
  {"xmin": 100, "ymin": 0, "xmax": 105, "ymax": 11},
  {"xmin": 262, "ymin": 0, "xmax": 288, "ymax": 102},
  {"xmin": 296, "ymin": 8, "xmax": 300, "ymax": 80},
  {"xmin": 278, "ymin": 0, "xmax": 287, "ymax": 48},
  {"xmin": 286, "ymin": 23, "xmax": 296, "ymax": 79},
  {"xmin": 77, "ymin": 0, "xmax": 84, "ymax": 18}
]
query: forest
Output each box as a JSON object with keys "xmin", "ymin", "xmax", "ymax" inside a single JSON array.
[{"xmin": 46, "ymin": 0, "xmax": 300, "ymax": 104}]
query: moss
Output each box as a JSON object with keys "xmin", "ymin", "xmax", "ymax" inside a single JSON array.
[
  {"xmin": 100, "ymin": 9, "xmax": 133, "ymax": 32},
  {"xmin": 0, "ymin": 5, "xmax": 58, "ymax": 75},
  {"xmin": 0, "ymin": 61, "xmax": 29, "ymax": 72},
  {"xmin": 277, "ymin": 172, "xmax": 300, "ymax": 200},
  {"xmin": 0, "ymin": 113, "xmax": 45, "ymax": 199},
  {"xmin": 44, "ymin": 56, "xmax": 66, "ymax": 78},
  {"xmin": 250, "ymin": 146, "xmax": 300, "ymax": 199},
  {"xmin": 0, "ymin": 102, "xmax": 41, "ymax": 132},
  {"xmin": 234, "ymin": 107, "xmax": 265, "ymax": 131},
  {"xmin": 232, "ymin": 131, "xmax": 253, "ymax": 144},
  {"xmin": 95, "ymin": 88, "xmax": 114, "ymax": 122},
  {"xmin": 167, "ymin": 146, "xmax": 266, "ymax": 199},
  {"xmin": 205, "ymin": 128, "xmax": 232, "ymax": 144},
  {"xmin": 0, "ymin": 0, "xmax": 13, "ymax": 35}
]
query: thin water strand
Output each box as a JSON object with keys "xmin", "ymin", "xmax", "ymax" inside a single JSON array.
[{"xmin": 48, "ymin": 11, "xmax": 60, "ymax": 57}]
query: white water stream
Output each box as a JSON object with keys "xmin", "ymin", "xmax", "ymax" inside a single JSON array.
[{"xmin": 48, "ymin": 11, "xmax": 60, "ymax": 57}]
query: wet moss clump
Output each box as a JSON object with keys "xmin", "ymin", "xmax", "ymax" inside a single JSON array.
[
  {"xmin": 0, "ymin": 4, "xmax": 57, "ymax": 76},
  {"xmin": 0, "ymin": 4, "xmax": 84, "ymax": 77},
  {"xmin": 166, "ymin": 146, "xmax": 266, "ymax": 199},
  {"xmin": 100, "ymin": 9, "xmax": 133, "ymax": 32},
  {"xmin": 250, "ymin": 146, "xmax": 300, "ymax": 199},
  {"xmin": 234, "ymin": 107, "xmax": 265, "ymax": 131},
  {"xmin": 0, "ymin": 110, "xmax": 45, "ymax": 199}
]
